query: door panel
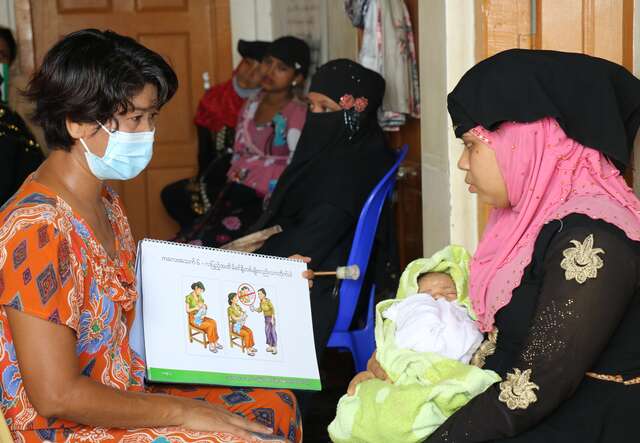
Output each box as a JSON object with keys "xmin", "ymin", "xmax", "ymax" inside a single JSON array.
[
  {"xmin": 476, "ymin": 0, "xmax": 532, "ymax": 236},
  {"xmin": 476, "ymin": 0, "xmax": 633, "ymax": 236},
  {"xmin": 537, "ymin": 0, "xmax": 632, "ymax": 68},
  {"xmin": 387, "ymin": 0, "xmax": 422, "ymax": 270},
  {"xmin": 146, "ymin": 167, "xmax": 195, "ymax": 239},
  {"xmin": 139, "ymin": 32, "xmax": 195, "ymax": 166},
  {"xmin": 120, "ymin": 174, "xmax": 148, "ymax": 242},
  {"xmin": 135, "ymin": 0, "xmax": 188, "ymax": 11},
  {"xmin": 24, "ymin": 0, "xmax": 232, "ymax": 241},
  {"xmin": 57, "ymin": 0, "xmax": 113, "ymax": 13}
]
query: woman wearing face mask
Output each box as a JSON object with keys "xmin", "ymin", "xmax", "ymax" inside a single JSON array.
[
  {"xmin": 182, "ymin": 36, "xmax": 310, "ymax": 247},
  {"xmin": 358, "ymin": 49, "xmax": 640, "ymax": 443},
  {"xmin": 0, "ymin": 29, "xmax": 303, "ymax": 442},
  {"xmin": 0, "ymin": 26, "xmax": 44, "ymax": 205}
]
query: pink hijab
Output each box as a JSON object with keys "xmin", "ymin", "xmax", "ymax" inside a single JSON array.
[{"xmin": 469, "ymin": 117, "xmax": 640, "ymax": 332}]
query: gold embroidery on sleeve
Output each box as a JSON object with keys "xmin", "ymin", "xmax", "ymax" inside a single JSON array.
[
  {"xmin": 470, "ymin": 328, "xmax": 498, "ymax": 368},
  {"xmin": 498, "ymin": 368, "xmax": 539, "ymax": 410},
  {"xmin": 560, "ymin": 234, "xmax": 604, "ymax": 284}
]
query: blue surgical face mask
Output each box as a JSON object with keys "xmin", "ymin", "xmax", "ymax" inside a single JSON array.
[
  {"xmin": 232, "ymin": 75, "xmax": 261, "ymax": 98},
  {"xmin": 80, "ymin": 121, "xmax": 154, "ymax": 180}
]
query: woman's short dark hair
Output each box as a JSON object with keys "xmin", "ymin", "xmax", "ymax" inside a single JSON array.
[
  {"xmin": 191, "ymin": 281, "xmax": 205, "ymax": 291},
  {"xmin": 0, "ymin": 27, "xmax": 17, "ymax": 65},
  {"xmin": 228, "ymin": 292, "xmax": 237, "ymax": 305},
  {"xmin": 24, "ymin": 29, "xmax": 178, "ymax": 151}
]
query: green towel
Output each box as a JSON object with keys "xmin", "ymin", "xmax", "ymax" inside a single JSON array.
[{"xmin": 328, "ymin": 245, "xmax": 501, "ymax": 443}]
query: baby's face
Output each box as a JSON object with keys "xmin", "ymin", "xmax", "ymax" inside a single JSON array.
[{"xmin": 417, "ymin": 272, "xmax": 457, "ymax": 301}]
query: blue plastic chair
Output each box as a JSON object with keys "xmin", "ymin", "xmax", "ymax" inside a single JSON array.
[{"xmin": 326, "ymin": 144, "xmax": 409, "ymax": 372}]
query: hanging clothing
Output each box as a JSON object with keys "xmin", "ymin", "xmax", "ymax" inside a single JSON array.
[
  {"xmin": 344, "ymin": 0, "xmax": 371, "ymax": 28},
  {"xmin": 249, "ymin": 59, "xmax": 397, "ymax": 356},
  {"xmin": 425, "ymin": 49, "xmax": 640, "ymax": 442},
  {"xmin": 226, "ymin": 92, "xmax": 307, "ymax": 197},
  {"xmin": 0, "ymin": 178, "xmax": 301, "ymax": 442},
  {"xmin": 359, "ymin": 0, "xmax": 420, "ymax": 131}
]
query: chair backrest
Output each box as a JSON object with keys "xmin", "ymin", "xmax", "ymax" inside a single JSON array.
[{"xmin": 332, "ymin": 144, "xmax": 409, "ymax": 331}]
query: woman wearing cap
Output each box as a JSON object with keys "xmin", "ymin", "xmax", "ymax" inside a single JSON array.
[
  {"xmin": 187, "ymin": 36, "xmax": 310, "ymax": 247},
  {"xmin": 355, "ymin": 49, "xmax": 640, "ymax": 442},
  {"xmin": 161, "ymin": 39, "xmax": 269, "ymax": 232}
]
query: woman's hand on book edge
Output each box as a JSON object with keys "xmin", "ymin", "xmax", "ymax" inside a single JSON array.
[{"xmin": 288, "ymin": 254, "xmax": 314, "ymax": 288}]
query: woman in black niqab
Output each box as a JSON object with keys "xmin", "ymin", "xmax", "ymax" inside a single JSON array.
[{"xmin": 251, "ymin": 59, "xmax": 396, "ymax": 357}]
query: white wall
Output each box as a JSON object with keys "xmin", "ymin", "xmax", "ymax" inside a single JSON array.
[
  {"xmin": 270, "ymin": 0, "xmax": 357, "ymax": 71},
  {"xmin": 420, "ymin": 0, "xmax": 478, "ymax": 256},
  {"xmin": 230, "ymin": 0, "xmax": 274, "ymax": 66},
  {"xmin": 325, "ymin": 2, "xmax": 359, "ymax": 62},
  {"xmin": 0, "ymin": 0, "xmax": 14, "ymax": 30},
  {"xmin": 231, "ymin": 0, "xmax": 357, "ymax": 70}
]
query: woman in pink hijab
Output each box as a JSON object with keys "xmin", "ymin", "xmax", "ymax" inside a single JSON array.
[{"xmin": 351, "ymin": 49, "xmax": 640, "ymax": 442}]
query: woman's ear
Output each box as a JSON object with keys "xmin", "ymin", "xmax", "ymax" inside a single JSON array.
[
  {"xmin": 293, "ymin": 73, "xmax": 304, "ymax": 86},
  {"xmin": 65, "ymin": 118, "xmax": 94, "ymax": 141}
]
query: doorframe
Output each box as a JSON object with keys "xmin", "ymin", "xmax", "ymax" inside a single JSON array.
[
  {"xmin": 419, "ymin": 0, "xmax": 478, "ymax": 257},
  {"xmin": 14, "ymin": 0, "xmax": 35, "ymax": 76}
]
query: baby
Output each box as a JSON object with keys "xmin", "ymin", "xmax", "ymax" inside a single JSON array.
[
  {"xmin": 193, "ymin": 303, "xmax": 207, "ymax": 326},
  {"xmin": 329, "ymin": 245, "xmax": 500, "ymax": 443},
  {"xmin": 233, "ymin": 312, "xmax": 247, "ymax": 334},
  {"xmin": 383, "ymin": 271, "xmax": 482, "ymax": 363}
]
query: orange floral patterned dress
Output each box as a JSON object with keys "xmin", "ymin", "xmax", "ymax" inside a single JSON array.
[{"xmin": 0, "ymin": 178, "xmax": 301, "ymax": 442}]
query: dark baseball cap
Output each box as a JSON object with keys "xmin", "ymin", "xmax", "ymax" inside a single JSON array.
[
  {"xmin": 237, "ymin": 39, "xmax": 270, "ymax": 61},
  {"xmin": 264, "ymin": 36, "xmax": 311, "ymax": 78}
]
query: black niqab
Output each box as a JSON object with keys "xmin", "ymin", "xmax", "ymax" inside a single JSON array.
[
  {"xmin": 250, "ymin": 59, "xmax": 397, "ymax": 365},
  {"xmin": 448, "ymin": 49, "xmax": 640, "ymax": 170}
]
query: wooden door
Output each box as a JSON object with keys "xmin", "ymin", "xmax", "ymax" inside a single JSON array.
[
  {"xmin": 476, "ymin": 0, "xmax": 633, "ymax": 234},
  {"xmin": 386, "ymin": 0, "xmax": 422, "ymax": 270},
  {"xmin": 17, "ymin": 0, "xmax": 232, "ymax": 241}
]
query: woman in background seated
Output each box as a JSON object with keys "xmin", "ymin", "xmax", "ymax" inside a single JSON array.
[
  {"xmin": 250, "ymin": 59, "xmax": 396, "ymax": 362},
  {"xmin": 179, "ymin": 36, "xmax": 310, "ymax": 247},
  {"xmin": 0, "ymin": 28, "xmax": 301, "ymax": 442},
  {"xmin": 161, "ymin": 39, "xmax": 268, "ymax": 229}
]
